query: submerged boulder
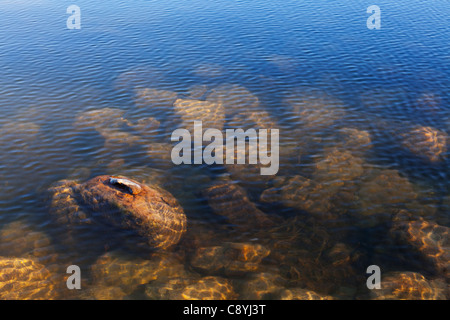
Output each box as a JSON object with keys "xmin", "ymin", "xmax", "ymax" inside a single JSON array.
[
  {"xmin": 202, "ymin": 182, "xmax": 277, "ymax": 230},
  {"xmin": 401, "ymin": 126, "xmax": 447, "ymax": 162},
  {"xmin": 173, "ymin": 98, "xmax": 225, "ymax": 130},
  {"xmin": 314, "ymin": 147, "xmax": 365, "ymax": 184},
  {"xmin": 145, "ymin": 276, "xmax": 237, "ymax": 300},
  {"xmin": 260, "ymin": 175, "xmax": 333, "ymax": 217},
  {"xmin": 336, "ymin": 128, "xmax": 373, "ymax": 155},
  {"xmin": 284, "ymin": 89, "xmax": 346, "ymax": 131},
  {"xmin": 91, "ymin": 251, "xmax": 189, "ymax": 299},
  {"xmin": 370, "ymin": 272, "xmax": 446, "ymax": 300},
  {"xmin": 238, "ymin": 272, "xmax": 286, "ymax": 300},
  {"xmin": 0, "ymin": 257, "xmax": 60, "ymax": 300},
  {"xmin": 391, "ymin": 214, "xmax": 449, "ymax": 278},
  {"xmin": 206, "ymin": 84, "xmax": 260, "ymax": 117},
  {"xmin": 189, "ymin": 242, "xmax": 271, "ymax": 276},
  {"xmin": 278, "ymin": 288, "xmax": 334, "ymax": 300},
  {"xmin": 0, "ymin": 221, "xmax": 56, "ymax": 265},
  {"xmin": 48, "ymin": 175, "xmax": 187, "ymax": 249},
  {"xmin": 357, "ymin": 169, "xmax": 417, "ymax": 220}
]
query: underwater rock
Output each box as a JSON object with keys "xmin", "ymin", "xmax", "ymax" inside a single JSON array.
[
  {"xmin": 128, "ymin": 117, "xmax": 161, "ymax": 140},
  {"xmin": 284, "ymin": 89, "xmax": 346, "ymax": 131},
  {"xmin": 0, "ymin": 257, "xmax": 59, "ymax": 300},
  {"xmin": 314, "ymin": 147, "xmax": 365, "ymax": 184},
  {"xmin": 206, "ymin": 84, "xmax": 260, "ymax": 117},
  {"xmin": 173, "ymin": 98, "xmax": 225, "ymax": 130},
  {"xmin": 74, "ymin": 108, "xmax": 131, "ymax": 134},
  {"xmin": 202, "ymin": 182, "xmax": 277, "ymax": 229},
  {"xmin": 79, "ymin": 175, "xmax": 187, "ymax": 249},
  {"xmin": 278, "ymin": 288, "xmax": 334, "ymax": 300},
  {"xmin": 223, "ymin": 109, "xmax": 280, "ymax": 187},
  {"xmin": 223, "ymin": 141, "xmax": 275, "ymax": 190},
  {"xmin": 48, "ymin": 175, "xmax": 187, "ymax": 249},
  {"xmin": 179, "ymin": 276, "xmax": 237, "ymax": 300},
  {"xmin": 391, "ymin": 214, "xmax": 449, "ymax": 278},
  {"xmin": 187, "ymin": 85, "xmax": 209, "ymax": 99},
  {"xmin": 370, "ymin": 272, "xmax": 447, "ymax": 300},
  {"xmin": 48, "ymin": 179, "xmax": 92, "ymax": 226},
  {"xmin": 270, "ymin": 224, "xmax": 362, "ymax": 295},
  {"xmin": 401, "ymin": 126, "xmax": 447, "ymax": 162},
  {"xmin": 145, "ymin": 277, "xmax": 196, "ymax": 300},
  {"xmin": 134, "ymin": 88, "xmax": 178, "ymax": 109},
  {"xmin": 337, "ymin": 128, "xmax": 373, "ymax": 154},
  {"xmin": 74, "ymin": 108, "xmax": 142, "ymax": 155},
  {"xmin": 238, "ymin": 272, "xmax": 286, "ymax": 300},
  {"xmin": 0, "ymin": 221, "xmax": 56, "ymax": 265},
  {"xmin": 189, "ymin": 242, "xmax": 270, "ymax": 276},
  {"xmin": 91, "ymin": 251, "xmax": 188, "ymax": 300},
  {"xmin": 357, "ymin": 169, "xmax": 417, "ymax": 221},
  {"xmin": 228, "ymin": 109, "xmax": 278, "ymax": 131},
  {"xmin": 146, "ymin": 142, "xmax": 176, "ymax": 170},
  {"xmin": 146, "ymin": 276, "xmax": 237, "ymax": 300},
  {"xmin": 260, "ymin": 175, "xmax": 333, "ymax": 217}
]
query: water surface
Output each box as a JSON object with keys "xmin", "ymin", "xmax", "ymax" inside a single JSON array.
[{"xmin": 0, "ymin": 0, "xmax": 449, "ymax": 299}]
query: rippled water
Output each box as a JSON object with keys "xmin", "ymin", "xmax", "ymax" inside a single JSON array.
[{"xmin": 0, "ymin": 0, "xmax": 449, "ymax": 300}]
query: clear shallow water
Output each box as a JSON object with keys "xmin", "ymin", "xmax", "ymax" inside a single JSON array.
[{"xmin": 0, "ymin": 0, "xmax": 449, "ymax": 299}]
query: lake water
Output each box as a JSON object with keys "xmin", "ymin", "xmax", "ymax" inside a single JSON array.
[{"xmin": 0, "ymin": 0, "xmax": 448, "ymax": 300}]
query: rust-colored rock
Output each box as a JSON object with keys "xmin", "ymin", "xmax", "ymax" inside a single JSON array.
[{"xmin": 49, "ymin": 175, "xmax": 187, "ymax": 249}]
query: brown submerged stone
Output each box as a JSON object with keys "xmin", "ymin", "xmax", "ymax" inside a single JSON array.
[
  {"xmin": 238, "ymin": 272, "xmax": 286, "ymax": 300},
  {"xmin": 401, "ymin": 126, "xmax": 447, "ymax": 162},
  {"xmin": 278, "ymin": 288, "xmax": 334, "ymax": 300},
  {"xmin": 391, "ymin": 214, "xmax": 449, "ymax": 278},
  {"xmin": 358, "ymin": 169, "xmax": 417, "ymax": 218},
  {"xmin": 202, "ymin": 182, "xmax": 277, "ymax": 230},
  {"xmin": 91, "ymin": 251, "xmax": 189, "ymax": 299},
  {"xmin": 0, "ymin": 257, "xmax": 60, "ymax": 300},
  {"xmin": 49, "ymin": 175, "xmax": 187, "ymax": 249},
  {"xmin": 189, "ymin": 242, "xmax": 271, "ymax": 276},
  {"xmin": 284, "ymin": 89, "xmax": 346, "ymax": 131},
  {"xmin": 206, "ymin": 84, "xmax": 260, "ymax": 117},
  {"xmin": 0, "ymin": 221, "xmax": 56, "ymax": 265},
  {"xmin": 260, "ymin": 175, "xmax": 333, "ymax": 217},
  {"xmin": 145, "ymin": 276, "xmax": 237, "ymax": 300},
  {"xmin": 370, "ymin": 272, "xmax": 447, "ymax": 300},
  {"xmin": 173, "ymin": 98, "xmax": 225, "ymax": 130}
]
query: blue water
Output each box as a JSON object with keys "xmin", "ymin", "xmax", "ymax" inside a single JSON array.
[{"xmin": 0, "ymin": 0, "xmax": 448, "ymax": 299}]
